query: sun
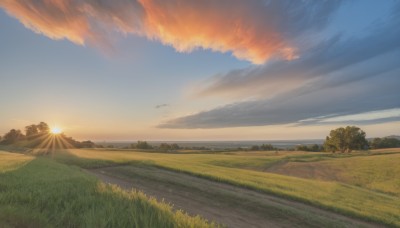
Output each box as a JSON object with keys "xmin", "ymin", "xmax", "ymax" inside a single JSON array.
[{"xmin": 50, "ymin": 127, "xmax": 62, "ymax": 135}]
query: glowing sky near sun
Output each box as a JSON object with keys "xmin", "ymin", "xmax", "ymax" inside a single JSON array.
[{"xmin": 0, "ymin": 0, "xmax": 399, "ymax": 140}]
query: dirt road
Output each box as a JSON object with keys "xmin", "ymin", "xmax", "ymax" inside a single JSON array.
[{"xmin": 86, "ymin": 165, "xmax": 382, "ymax": 228}]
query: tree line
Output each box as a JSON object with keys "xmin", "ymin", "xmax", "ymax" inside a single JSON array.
[
  {"xmin": 0, "ymin": 122, "xmax": 50, "ymax": 145},
  {"xmin": 369, "ymin": 136, "xmax": 400, "ymax": 149},
  {"xmin": 0, "ymin": 122, "xmax": 95, "ymax": 148},
  {"xmin": 248, "ymin": 126, "xmax": 399, "ymax": 153},
  {"xmin": 1, "ymin": 123, "xmax": 398, "ymax": 152}
]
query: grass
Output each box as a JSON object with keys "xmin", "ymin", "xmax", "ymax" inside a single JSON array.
[
  {"xmin": 0, "ymin": 150, "xmax": 215, "ymax": 228},
  {"xmin": 266, "ymin": 152, "xmax": 400, "ymax": 196},
  {"xmin": 59, "ymin": 149, "xmax": 400, "ymax": 227},
  {"xmin": 0, "ymin": 151, "xmax": 34, "ymax": 173}
]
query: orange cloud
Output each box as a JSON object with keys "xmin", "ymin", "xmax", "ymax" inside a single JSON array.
[
  {"xmin": 0, "ymin": 1, "xmax": 338, "ymax": 63},
  {"xmin": 1, "ymin": 0, "xmax": 89, "ymax": 45},
  {"xmin": 0, "ymin": 0, "xmax": 144, "ymax": 50},
  {"xmin": 138, "ymin": 0, "xmax": 296, "ymax": 64}
]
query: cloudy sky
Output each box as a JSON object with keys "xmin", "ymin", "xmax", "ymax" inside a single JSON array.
[{"xmin": 1, "ymin": 0, "xmax": 399, "ymax": 141}]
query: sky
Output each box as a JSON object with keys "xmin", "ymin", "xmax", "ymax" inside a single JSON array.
[{"xmin": 0, "ymin": 0, "xmax": 399, "ymax": 141}]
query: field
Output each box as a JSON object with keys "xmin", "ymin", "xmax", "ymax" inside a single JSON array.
[
  {"xmin": 0, "ymin": 151, "xmax": 213, "ymax": 228},
  {"xmin": 57, "ymin": 148, "xmax": 400, "ymax": 227},
  {"xmin": 1, "ymin": 148, "xmax": 399, "ymax": 227}
]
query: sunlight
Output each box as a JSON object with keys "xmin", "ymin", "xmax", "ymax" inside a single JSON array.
[{"xmin": 50, "ymin": 127, "xmax": 62, "ymax": 135}]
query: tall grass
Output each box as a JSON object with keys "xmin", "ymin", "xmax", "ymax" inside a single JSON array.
[{"xmin": 0, "ymin": 151, "xmax": 214, "ymax": 228}]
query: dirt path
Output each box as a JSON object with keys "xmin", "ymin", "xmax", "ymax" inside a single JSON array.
[{"xmin": 85, "ymin": 165, "xmax": 383, "ymax": 228}]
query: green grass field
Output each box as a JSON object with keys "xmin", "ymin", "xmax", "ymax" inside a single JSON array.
[
  {"xmin": 56, "ymin": 148, "xmax": 400, "ymax": 227},
  {"xmin": 1, "ymin": 148, "xmax": 399, "ymax": 227},
  {"xmin": 0, "ymin": 151, "xmax": 214, "ymax": 228},
  {"xmin": 265, "ymin": 152, "xmax": 400, "ymax": 196}
]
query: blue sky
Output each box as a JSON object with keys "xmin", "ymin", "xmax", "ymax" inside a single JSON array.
[{"xmin": 0, "ymin": 0, "xmax": 399, "ymax": 140}]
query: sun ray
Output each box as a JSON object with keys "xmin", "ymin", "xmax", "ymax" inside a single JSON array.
[
  {"xmin": 30, "ymin": 127, "xmax": 77, "ymax": 156},
  {"xmin": 32, "ymin": 133, "xmax": 53, "ymax": 154}
]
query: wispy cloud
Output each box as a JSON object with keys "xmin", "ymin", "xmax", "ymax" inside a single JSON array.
[
  {"xmin": 155, "ymin": 103, "xmax": 169, "ymax": 109},
  {"xmin": 194, "ymin": 27, "xmax": 400, "ymax": 100},
  {"xmin": 159, "ymin": 6, "xmax": 400, "ymax": 128},
  {"xmin": 0, "ymin": 0, "xmax": 340, "ymax": 64},
  {"xmin": 158, "ymin": 69, "xmax": 400, "ymax": 128}
]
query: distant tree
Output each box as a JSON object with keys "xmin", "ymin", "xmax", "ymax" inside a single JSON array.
[
  {"xmin": 25, "ymin": 124, "xmax": 39, "ymax": 137},
  {"xmin": 250, "ymin": 145, "xmax": 260, "ymax": 151},
  {"xmin": 249, "ymin": 144, "xmax": 277, "ymax": 151},
  {"xmin": 260, "ymin": 144, "xmax": 275, "ymax": 151},
  {"xmin": 170, "ymin": 143, "xmax": 180, "ymax": 150},
  {"xmin": 159, "ymin": 143, "xmax": 171, "ymax": 150},
  {"xmin": 324, "ymin": 126, "xmax": 368, "ymax": 153},
  {"xmin": 135, "ymin": 141, "xmax": 153, "ymax": 149},
  {"xmin": 370, "ymin": 137, "xmax": 400, "ymax": 149},
  {"xmin": 296, "ymin": 144, "xmax": 322, "ymax": 152},
  {"xmin": 1, "ymin": 129, "xmax": 24, "ymax": 144},
  {"xmin": 37, "ymin": 122, "xmax": 50, "ymax": 133},
  {"xmin": 370, "ymin": 138, "xmax": 382, "ymax": 149},
  {"xmin": 310, "ymin": 144, "xmax": 321, "ymax": 152},
  {"xmin": 80, "ymin": 140, "xmax": 95, "ymax": 148},
  {"xmin": 159, "ymin": 143, "xmax": 180, "ymax": 151}
]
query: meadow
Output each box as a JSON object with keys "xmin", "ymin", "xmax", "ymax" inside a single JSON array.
[
  {"xmin": 1, "ymin": 148, "xmax": 399, "ymax": 227},
  {"xmin": 0, "ymin": 151, "xmax": 214, "ymax": 228},
  {"xmin": 56, "ymin": 148, "xmax": 400, "ymax": 227}
]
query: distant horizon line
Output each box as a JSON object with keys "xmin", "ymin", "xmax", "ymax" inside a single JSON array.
[
  {"xmin": 90, "ymin": 139, "xmax": 325, "ymax": 143},
  {"xmin": 85, "ymin": 135, "xmax": 398, "ymax": 143}
]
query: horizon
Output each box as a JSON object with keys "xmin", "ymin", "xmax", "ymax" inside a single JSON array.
[{"xmin": 1, "ymin": 1, "xmax": 399, "ymax": 140}]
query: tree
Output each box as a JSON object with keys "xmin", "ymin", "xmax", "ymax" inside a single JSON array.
[
  {"xmin": 170, "ymin": 143, "xmax": 180, "ymax": 150},
  {"xmin": 25, "ymin": 124, "xmax": 39, "ymax": 137},
  {"xmin": 324, "ymin": 126, "xmax": 368, "ymax": 153},
  {"xmin": 135, "ymin": 141, "xmax": 153, "ymax": 149},
  {"xmin": 295, "ymin": 144, "xmax": 321, "ymax": 152},
  {"xmin": 37, "ymin": 122, "xmax": 50, "ymax": 133},
  {"xmin": 260, "ymin": 144, "xmax": 275, "ymax": 151},
  {"xmin": 159, "ymin": 143, "xmax": 180, "ymax": 151},
  {"xmin": 159, "ymin": 143, "xmax": 171, "ymax": 150},
  {"xmin": 80, "ymin": 140, "xmax": 95, "ymax": 148},
  {"xmin": 1, "ymin": 129, "xmax": 24, "ymax": 144},
  {"xmin": 250, "ymin": 145, "xmax": 260, "ymax": 151},
  {"xmin": 370, "ymin": 137, "xmax": 400, "ymax": 149}
]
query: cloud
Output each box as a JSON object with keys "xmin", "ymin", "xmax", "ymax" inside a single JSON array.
[
  {"xmin": 0, "ymin": 0, "xmax": 144, "ymax": 51},
  {"xmin": 194, "ymin": 2, "xmax": 400, "ymax": 99},
  {"xmin": 195, "ymin": 31, "xmax": 400, "ymax": 99},
  {"xmin": 159, "ymin": 8, "xmax": 400, "ymax": 129},
  {"xmin": 155, "ymin": 103, "xmax": 169, "ymax": 109},
  {"xmin": 159, "ymin": 69, "xmax": 400, "ymax": 128},
  {"xmin": 0, "ymin": 0, "xmax": 341, "ymax": 63},
  {"xmin": 299, "ymin": 109, "xmax": 400, "ymax": 126}
]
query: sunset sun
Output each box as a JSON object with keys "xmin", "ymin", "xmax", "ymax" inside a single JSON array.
[{"xmin": 50, "ymin": 127, "xmax": 62, "ymax": 135}]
